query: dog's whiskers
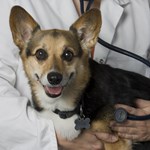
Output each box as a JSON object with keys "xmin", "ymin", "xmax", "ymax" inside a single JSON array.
[
  {"xmin": 35, "ymin": 73, "xmax": 47, "ymax": 90},
  {"xmin": 35, "ymin": 73, "xmax": 40, "ymax": 81}
]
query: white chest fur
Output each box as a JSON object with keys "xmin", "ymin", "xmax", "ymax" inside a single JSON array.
[{"xmin": 38, "ymin": 110, "xmax": 81, "ymax": 140}]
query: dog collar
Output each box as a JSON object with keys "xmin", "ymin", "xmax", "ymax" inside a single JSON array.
[
  {"xmin": 53, "ymin": 106, "xmax": 80, "ymax": 119},
  {"xmin": 53, "ymin": 104, "xmax": 91, "ymax": 130}
]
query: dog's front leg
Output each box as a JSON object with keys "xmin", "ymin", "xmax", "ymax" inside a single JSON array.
[{"xmin": 90, "ymin": 108, "xmax": 132, "ymax": 150}]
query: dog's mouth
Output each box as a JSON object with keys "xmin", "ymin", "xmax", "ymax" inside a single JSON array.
[
  {"xmin": 44, "ymin": 85, "xmax": 63, "ymax": 98},
  {"xmin": 35, "ymin": 73, "xmax": 72, "ymax": 98}
]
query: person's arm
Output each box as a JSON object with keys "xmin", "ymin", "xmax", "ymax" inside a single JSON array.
[
  {"xmin": 0, "ymin": 56, "xmax": 58, "ymax": 150},
  {"xmin": 0, "ymin": 1, "xmax": 58, "ymax": 149},
  {"xmin": 110, "ymin": 99, "xmax": 150, "ymax": 142}
]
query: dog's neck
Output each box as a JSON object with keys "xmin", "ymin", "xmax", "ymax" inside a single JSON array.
[
  {"xmin": 53, "ymin": 104, "xmax": 80, "ymax": 119},
  {"xmin": 33, "ymin": 92, "xmax": 86, "ymax": 120}
]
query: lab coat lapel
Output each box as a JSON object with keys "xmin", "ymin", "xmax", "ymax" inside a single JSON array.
[
  {"xmin": 94, "ymin": 0, "xmax": 130, "ymax": 62},
  {"xmin": 100, "ymin": 0, "xmax": 125, "ymax": 43}
]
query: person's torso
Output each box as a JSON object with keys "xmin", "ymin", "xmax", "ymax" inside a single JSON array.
[{"xmin": 94, "ymin": 0, "xmax": 150, "ymax": 77}]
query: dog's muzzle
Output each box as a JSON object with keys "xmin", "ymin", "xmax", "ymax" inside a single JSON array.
[
  {"xmin": 35, "ymin": 72, "xmax": 74, "ymax": 98},
  {"xmin": 42, "ymin": 72, "xmax": 63, "ymax": 98}
]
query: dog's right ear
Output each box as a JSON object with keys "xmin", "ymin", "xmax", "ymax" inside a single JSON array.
[{"xmin": 9, "ymin": 6, "xmax": 41, "ymax": 50}]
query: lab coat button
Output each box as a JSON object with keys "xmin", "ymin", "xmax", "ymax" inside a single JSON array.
[{"xmin": 99, "ymin": 59, "xmax": 104, "ymax": 64}]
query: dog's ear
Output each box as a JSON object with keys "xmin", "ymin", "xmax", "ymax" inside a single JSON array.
[
  {"xmin": 9, "ymin": 6, "xmax": 40, "ymax": 50},
  {"xmin": 70, "ymin": 8, "xmax": 102, "ymax": 51}
]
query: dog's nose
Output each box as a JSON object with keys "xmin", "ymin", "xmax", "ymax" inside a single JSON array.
[{"xmin": 47, "ymin": 72, "xmax": 62, "ymax": 85}]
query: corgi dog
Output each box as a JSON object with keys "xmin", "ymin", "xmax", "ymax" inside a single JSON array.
[{"xmin": 9, "ymin": 6, "xmax": 150, "ymax": 150}]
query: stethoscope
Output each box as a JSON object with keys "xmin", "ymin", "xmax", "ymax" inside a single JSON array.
[{"xmin": 80, "ymin": 0, "xmax": 150, "ymax": 123}]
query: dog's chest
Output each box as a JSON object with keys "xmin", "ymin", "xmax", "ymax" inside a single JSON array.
[{"xmin": 38, "ymin": 109, "xmax": 80, "ymax": 140}]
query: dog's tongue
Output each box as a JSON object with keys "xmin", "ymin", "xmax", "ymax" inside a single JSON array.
[{"xmin": 45, "ymin": 86, "xmax": 62, "ymax": 96}]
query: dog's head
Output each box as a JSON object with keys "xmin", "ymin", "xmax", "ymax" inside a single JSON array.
[{"xmin": 9, "ymin": 6, "xmax": 101, "ymax": 109}]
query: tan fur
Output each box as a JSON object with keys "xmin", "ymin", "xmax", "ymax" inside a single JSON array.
[
  {"xmin": 9, "ymin": 6, "xmax": 132, "ymax": 149},
  {"xmin": 91, "ymin": 119, "xmax": 132, "ymax": 150}
]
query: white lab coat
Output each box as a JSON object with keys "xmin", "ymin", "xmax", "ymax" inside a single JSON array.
[
  {"xmin": 0, "ymin": 0, "xmax": 149, "ymax": 149},
  {"xmin": 95, "ymin": 0, "xmax": 150, "ymax": 76}
]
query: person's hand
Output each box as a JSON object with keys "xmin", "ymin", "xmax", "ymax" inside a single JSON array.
[
  {"xmin": 57, "ymin": 129, "xmax": 118, "ymax": 150},
  {"xmin": 110, "ymin": 99, "xmax": 150, "ymax": 142}
]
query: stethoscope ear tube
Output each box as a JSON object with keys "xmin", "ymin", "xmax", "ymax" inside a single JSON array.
[
  {"xmin": 114, "ymin": 108, "xmax": 150, "ymax": 123},
  {"xmin": 98, "ymin": 38, "xmax": 150, "ymax": 68}
]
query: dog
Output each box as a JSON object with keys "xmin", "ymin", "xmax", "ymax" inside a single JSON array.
[{"xmin": 9, "ymin": 6, "xmax": 150, "ymax": 150}]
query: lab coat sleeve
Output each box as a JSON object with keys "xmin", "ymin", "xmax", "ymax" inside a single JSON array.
[
  {"xmin": 0, "ymin": 59, "xmax": 58, "ymax": 150},
  {"xmin": 0, "ymin": 1, "xmax": 58, "ymax": 149}
]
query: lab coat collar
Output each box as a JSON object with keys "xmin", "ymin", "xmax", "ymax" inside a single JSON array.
[
  {"xmin": 94, "ymin": 0, "xmax": 131, "ymax": 62},
  {"xmin": 100, "ymin": 0, "xmax": 130, "ymax": 43},
  {"xmin": 114, "ymin": 0, "xmax": 131, "ymax": 6}
]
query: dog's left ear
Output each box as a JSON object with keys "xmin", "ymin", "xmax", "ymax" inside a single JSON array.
[{"xmin": 70, "ymin": 8, "xmax": 102, "ymax": 50}]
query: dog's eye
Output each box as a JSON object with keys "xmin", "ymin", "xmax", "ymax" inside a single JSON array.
[
  {"xmin": 35, "ymin": 49, "xmax": 48, "ymax": 61},
  {"xmin": 62, "ymin": 49, "xmax": 74, "ymax": 62}
]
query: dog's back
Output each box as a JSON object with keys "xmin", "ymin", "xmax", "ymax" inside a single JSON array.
[{"xmin": 83, "ymin": 59, "xmax": 150, "ymax": 150}]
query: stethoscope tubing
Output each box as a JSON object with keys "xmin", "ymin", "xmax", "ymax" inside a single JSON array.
[
  {"xmin": 127, "ymin": 114, "xmax": 150, "ymax": 121},
  {"xmin": 114, "ymin": 108, "xmax": 150, "ymax": 123},
  {"xmin": 98, "ymin": 38, "xmax": 150, "ymax": 67}
]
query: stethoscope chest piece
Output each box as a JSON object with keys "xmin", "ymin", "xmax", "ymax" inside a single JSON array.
[{"xmin": 114, "ymin": 108, "xmax": 128, "ymax": 123}]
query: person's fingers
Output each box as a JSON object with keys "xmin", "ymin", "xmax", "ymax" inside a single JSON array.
[
  {"xmin": 117, "ymin": 131, "xmax": 149, "ymax": 142},
  {"xmin": 110, "ymin": 121, "xmax": 149, "ymax": 141},
  {"xmin": 115, "ymin": 99, "xmax": 150, "ymax": 115},
  {"xmin": 110, "ymin": 125, "xmax": 145, "ymax": 135},
  {"xmin": 135, "ymin": 99, "xmax": 150, "ymax": 109},
  {"xmin": 91, "ymin": 140, "xmax": 104, "ymax": 150},
  {"xmin": 95, "ymin": 132, "xmax": 118, "ymax": 143},
  {"xmin": 115, "ymin": 104, "xmax": 141, "ymax": 115},
  {"xmin": 117, "ymin": 132, "xmax": 139, "ymax": 141},
  {"xmin": 110, "ymin": 120, "xmax": 146, "ymax": 128}
]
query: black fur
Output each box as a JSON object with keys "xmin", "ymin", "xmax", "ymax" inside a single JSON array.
[{"xmin": 82, "ymin": 59, "xmax": 150, "ymax": 149}]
